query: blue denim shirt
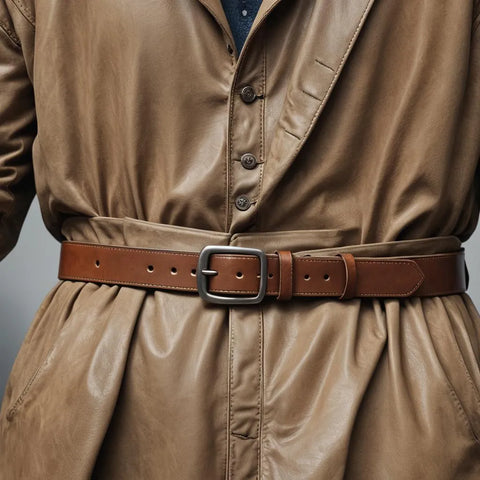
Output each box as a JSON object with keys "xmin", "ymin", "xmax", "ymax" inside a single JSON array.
[{"xmin": 221, "ymin": 0, "xmax": 263, "ymax": 54}]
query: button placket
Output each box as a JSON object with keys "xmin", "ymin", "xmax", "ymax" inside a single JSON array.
[
  {"xmin": 227, "ymin": 28, "xmax": 266, "ymax": 230},
  {"xmin": 223, "ymin": 22, "xmax": 268, "ymax": 480},
  {"xmin": 227, "ymin": 305, "xmax": 264, "ymax": 480}
]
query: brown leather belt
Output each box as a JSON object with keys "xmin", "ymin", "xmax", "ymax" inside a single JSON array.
[{"xmin": 57, "ymin": 241, "xmax": 468, "ymax": 305}]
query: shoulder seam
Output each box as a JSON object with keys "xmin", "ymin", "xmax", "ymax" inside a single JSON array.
[
  {"xmin": 0, "ymin": 19, "xmax": 21, "ymax": 48},
  {"xmin": 5, "ymin": 0, "xmax": 35, "ymax": 29}
]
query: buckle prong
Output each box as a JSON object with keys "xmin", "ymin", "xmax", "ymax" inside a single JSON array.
[
  {"xmin": 201, "ymin": 269, "xmax": 218, "ymax": 276},
  {"xmin": 197, "ymin": 245, "xmax": 268, "ymax": 305}
]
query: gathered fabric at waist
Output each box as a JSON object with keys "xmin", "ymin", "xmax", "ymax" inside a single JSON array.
[
  {"xmin": 60, "ymin": 215, "xmax": 464, "ymax": 259},
  {"xmin": 59, "ymin": 215, "xmax": 465, "ymax": 257}
]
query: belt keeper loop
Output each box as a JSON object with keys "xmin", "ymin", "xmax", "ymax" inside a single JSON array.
[
  {"xmin": 274, "ymin": 250, "xmax": 293, "ymax": 301},
  {"xmin": 336, "ymin": 252, "xmax": 357, "ymax": 300}
]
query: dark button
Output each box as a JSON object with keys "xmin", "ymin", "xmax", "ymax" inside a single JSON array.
[
  {"xmin": 227, "ymin": 43, "xmax": 234, "ymax": 55},
  {"xmin": 240, "ymin": 85, "xmax": 257, "ymax": 103},
  {"xmin": 240, "ymin": 153, "xmax": 258, "ymax": 169},
  {"xmin": 235, "ymin": 194, "xmax": 251, "ymax": 211}
]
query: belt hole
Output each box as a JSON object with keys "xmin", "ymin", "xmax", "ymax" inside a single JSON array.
[
  {"xmin": 304, "ymin": 273, "xmax": 310, "ymax": 280},
  {"xmin": 147, "ymin": 265, "xmax": 154, "ymax": 273},
  {"xmin": 191, "ymin": 268, "xmax": 196, "ymax": 276},
  {"xmin": 171, "ymin": 267, "xmax": 178, "ymax": 275},
  {"xmin": 324, "ymin": 273, "xmax": 330, "ymax": 280},
  {"xmin": 236, "ymin": 271, "xmax": 243, "ymax": 279},
  {"xmin": 95, "ymin": 259, "xmax": 100, "ymax": 268}
]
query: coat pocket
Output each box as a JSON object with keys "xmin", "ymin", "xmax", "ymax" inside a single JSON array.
[
  {"xmin": 427, "ymin": 294, "xmax": 480, "ymax": 445},
  {"xmin": 4, "ymin": 337, "xmax": 60, "ymax": 422},
  {"xmin": 1, "ymin": 280, "xmax": 83, "ymax": 422}
]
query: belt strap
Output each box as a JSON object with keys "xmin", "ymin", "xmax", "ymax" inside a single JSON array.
[{"xmin": 57, "ymin": 241, "xmax": 468, "ymax": 304}]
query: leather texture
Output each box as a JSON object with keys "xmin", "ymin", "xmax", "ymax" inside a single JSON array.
[
  {"xmin": 57, "ymin": 240, "xmax": 468, "ymax": 299},
  {"xmin": 1, "ymin": 0, "xmax": 480, "ymax": 478}
]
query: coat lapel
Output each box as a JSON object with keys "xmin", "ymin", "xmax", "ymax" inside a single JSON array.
[
  {"xmin": 196, "ymin": 0, "xmax": 378, "ymax": 213},
  {"xmin": 260, "ymin": 0, "xmax": 377, "ymax": 205}
]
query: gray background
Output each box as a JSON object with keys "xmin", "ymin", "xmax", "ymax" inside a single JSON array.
[{"xmin": 1, "ymin": 197, "xmax": 480, "ymax": 400}]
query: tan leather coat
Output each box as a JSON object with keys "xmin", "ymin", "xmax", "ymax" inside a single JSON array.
[{"xmin": 1, "ymin": 0, "xmax": 480, "ymax": 478}]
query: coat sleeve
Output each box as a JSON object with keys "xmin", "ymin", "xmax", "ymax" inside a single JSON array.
[{"xmin": 0, "ymin": 1, "xmax": 37, "ymax": 262}]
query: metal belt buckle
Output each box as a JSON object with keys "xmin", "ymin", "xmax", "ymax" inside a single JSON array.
[{"xmin": 197, "ymin": 245, "xmax": 268, "ymax": 305}]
